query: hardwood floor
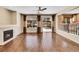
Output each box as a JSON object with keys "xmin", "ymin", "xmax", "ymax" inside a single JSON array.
[{"xmin": 0, "ymin": 32, "xmax": 79, "ymax": 52}]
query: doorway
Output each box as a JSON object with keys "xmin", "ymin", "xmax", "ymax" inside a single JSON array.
[
  {"xmin": 23, "ymin": 15, "xmax": 55, "ymax": 34},
  {"xmin": 26, "ymin": 16, "xmax": 38, "ymax": 33},
  {"xmin": 41, "ymin": 16, "xmax": 52, "ymax": 32}
]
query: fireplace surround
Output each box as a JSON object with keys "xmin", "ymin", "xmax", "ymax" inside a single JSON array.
[{"xmin": 0, "ymin": 25, "xmax": 16, "ymax": 45}]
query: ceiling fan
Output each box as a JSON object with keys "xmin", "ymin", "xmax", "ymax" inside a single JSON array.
[
  {"xmin": 38, "ymin": 6, "xmax": 47, "ymax": 11},
  {"xmin": 33, "ymin": 6, "xmax": 47, "ymax": 14}
]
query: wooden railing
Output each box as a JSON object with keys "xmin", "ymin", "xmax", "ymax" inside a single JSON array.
[{"xmin": 59, "ymin": 23, "xmax": 79, "ymax": 35}]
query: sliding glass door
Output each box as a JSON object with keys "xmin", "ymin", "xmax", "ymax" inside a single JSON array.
[
  {"xmin": 23, "ymin": 15, "xmax": 55, "ymax": 33},
  {"xmin": 26, "ymin": 16, "xmax": 38, "ymax": 33},
  {"xmin": 41, "ymin": 16, "xmax": 52, "ymax": 32}
]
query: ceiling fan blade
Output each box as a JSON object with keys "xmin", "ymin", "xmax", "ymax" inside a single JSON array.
[
  {"xmin": 41, "ymin": 8, "xmax": 47, "ymax": 11},
  {"xmin": 38, "ymin": 7, "xmax": 47, "ymax": 11}
]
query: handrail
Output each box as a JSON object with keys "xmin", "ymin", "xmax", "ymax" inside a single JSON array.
[{"xmin": 59, "ymin": 23, "xmax": 79, "ymax": 35}]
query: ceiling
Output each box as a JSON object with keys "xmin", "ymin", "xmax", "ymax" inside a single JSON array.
[
  {"xmin": 64, "ymin": 7, "xmax": 79, "ymax": 14},
  {"xmin": 3, "ymin": 6, "xmax": 67, "ymax": 14},
  {"xmin": 3, "ymin": 6, "xmax": 79, "ymax": 14}
]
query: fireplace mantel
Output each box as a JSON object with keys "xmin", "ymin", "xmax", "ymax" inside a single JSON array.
[
  {"xmin": 0, "ymin": 25, "xmax": 16, "ymax": 29},
  {"xmin": 0, "ymin": 25, "xmax": 16, "ymax": 45}
]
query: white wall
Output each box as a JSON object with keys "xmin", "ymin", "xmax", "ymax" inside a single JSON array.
[
  {"xmin": 13, "ymin": 12, "xmax": 23, "ymax": 37},
  {"xmin": 20, "ymin": 15, "xmax": 24, "ymax": 33},
  {"xmin": 11, "ymin": 11, "xmax": 17, "ymax": 25},
  {"xmin": 0, "ymin": 7, "xmax": 12, "ymax": 25},
  {"xmin": 0, "ymin": 7, "xmax": 17, "ymax": 25}
]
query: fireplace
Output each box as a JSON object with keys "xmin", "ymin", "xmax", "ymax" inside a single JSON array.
[{"xmin": 3, "ymin": 29, "xmax": 13, "ymax": 42}]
